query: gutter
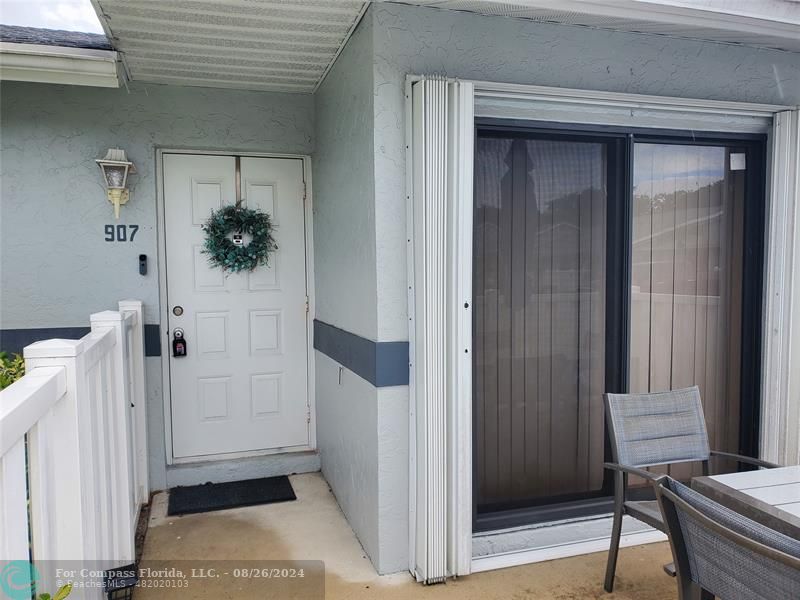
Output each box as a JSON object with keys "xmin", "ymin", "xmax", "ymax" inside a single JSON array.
[{"xmin": 0, "ymin": 41, "xmax": 121, "ymax": 88}]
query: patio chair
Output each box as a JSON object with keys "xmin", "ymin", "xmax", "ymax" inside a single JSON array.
[
  {"xmin": 602, "ymin": 385, "xmax": 779, "ymax": 593},
  {"xmin": 654, "ymin": 475, "xmax": 800, "ymax": 600}
]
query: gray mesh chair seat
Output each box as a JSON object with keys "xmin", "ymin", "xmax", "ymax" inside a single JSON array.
[
  {"xmin": 655, "ymin": 476, "xmax": 800, "ymax": 600},
  {"xmin": 624, "ymin": 500, "xmax": 663, "ymax": 529},
  {"xmin": 603, "ymin": 386, "xmax": 779, "ymax": 593}
]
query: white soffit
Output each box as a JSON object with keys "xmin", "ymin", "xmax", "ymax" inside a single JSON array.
[
  {"xmin": 401, "ymin": 0, "xmax": 800, "ymax": 53},
  {"xmin": 92, "ymin": 0, "xmax": 367, "ymax": 93}
]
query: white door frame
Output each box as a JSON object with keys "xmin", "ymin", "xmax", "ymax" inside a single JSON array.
[
  {"xmin": 406, "ymin": 76, "xmax": 798, "ymax": 578},
  {"xmin": 156, "ymin": 148, "xmax": 316, "ymax": 466}
]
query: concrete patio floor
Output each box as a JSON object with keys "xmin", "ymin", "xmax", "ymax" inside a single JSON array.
[{"xmin": 137, "ymin": 472, "xmax": 676, "ymax": 599}]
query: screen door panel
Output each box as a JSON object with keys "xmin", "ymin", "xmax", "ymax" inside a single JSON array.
[{"xmin": 474, "ymin": 136, "xmax": 607, "ymax": 512}]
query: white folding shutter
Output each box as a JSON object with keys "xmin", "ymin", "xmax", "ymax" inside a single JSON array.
[
  {"xmin": 447, "ymin": 80, "xmax": 474, "ymax": 578},
  {"xmin": 409, "ymin": 77, "xmax": 474, "ymax": 584},
  {"xmin": 410, "ymin": 76, "xmax": 449, "ymax": 585},
  {"xmin": 762, "ymin": 109, "xmax": 800, "ymax": 467}
]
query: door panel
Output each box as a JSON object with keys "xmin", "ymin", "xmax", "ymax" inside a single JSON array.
[
  {"xmin": 474, "ymin": 136, "xmax": 607, "ymax": 513},
  {"xmin": 164, "ymin": 154, "xmax": 309, "ymax": 460},
  {"xmin": 631, "ymin": 143, "xmax": 745, "ymax": 479}
]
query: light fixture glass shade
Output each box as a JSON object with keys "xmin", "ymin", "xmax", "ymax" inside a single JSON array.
[
  {"xmin": 96, "ymin": 148, "xmax": 135, "ymax": 189},
  {"xmin": 102, "ymin": 163, "xmax": 129, "ymax": 188}
]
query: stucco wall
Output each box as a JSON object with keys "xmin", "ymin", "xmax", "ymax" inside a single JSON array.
[
  {"xmin": 312, "ymin": 14, "xmax": 385, "ymax": 571},
  {"xmin": 0, "ymin": 81, "xmax": 314, "ymax": 491},
  {"xmin": 315, "ymin": 354, "xmax": 380, "ymax": 564},
  {"xmin": 371, "ymin": 1, "xmax": 800, "ymax": 343},
  {"xmin": 0, "ymin": 81, "xmax": 313, "ymax": 327},
  {"xmin": 376, "ymin": 385, "xmax": 409, "ymax": 571},
  {"xmin": 312, "ymin": 17, "xmax": 377, "ymax": 341}
]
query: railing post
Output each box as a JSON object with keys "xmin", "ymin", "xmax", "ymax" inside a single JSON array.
[
  {"xmin": 24, "ymin": 339, "xmax": 95, "ymax": 562},
  {"xmin": 90, "ymin": 311, "xmax": 135, "ymax": 564},
  {"xmin": 119, "ymin": 299, "xmax": 149, "ymax": 506}
]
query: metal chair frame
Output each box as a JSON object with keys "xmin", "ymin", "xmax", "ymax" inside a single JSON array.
[{"xmin": 603, "ymin": 386, "xmax": 779, "ymax": 593}]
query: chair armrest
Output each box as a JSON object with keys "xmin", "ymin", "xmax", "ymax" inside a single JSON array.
[
  {"xmin": 604, "ymin": 462, "xmax": 662, "ymax": 481},
  {"xmin": 709, "ymin": 450, "xmax": 780, "ymax": 469}
]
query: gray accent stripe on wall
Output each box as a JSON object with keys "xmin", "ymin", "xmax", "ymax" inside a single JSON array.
[
  {"xmin": 0, "ymin": 325, "xmax": 162, "ymax": 357},
  {"xmin": 313, "ymin": 320, "xmax": 409, "ymax": 387}
]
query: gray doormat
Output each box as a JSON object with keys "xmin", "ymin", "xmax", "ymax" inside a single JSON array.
[{"xmin": 167, "ymin": 475, "xmax": 296, "ymax": 516}]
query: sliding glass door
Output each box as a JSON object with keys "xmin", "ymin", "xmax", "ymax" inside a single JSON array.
[{"xmin": 473, "ymin": 126, "xmax": 764, "ymax": 530}]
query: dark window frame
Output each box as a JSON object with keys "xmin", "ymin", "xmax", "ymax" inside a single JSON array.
[{"xmin": 473, "ymin": 119, "xmax": 767, "ymax": 532}]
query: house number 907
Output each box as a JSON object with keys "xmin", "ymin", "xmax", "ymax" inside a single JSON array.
[{"xmin": 105, "ymin": 224, "xmax": 139, "ymax": 242}]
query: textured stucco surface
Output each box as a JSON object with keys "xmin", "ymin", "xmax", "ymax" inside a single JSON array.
[
  {"xmin": 145, "ymin": 358, "xmax": 167, "ymax": 490},
  {"xmin": 0, "ymin": 81, "xmax": 313, "ymax": 328},
  {"xmin": 370, "ymin": 2, "xmax": 800, "ymax": 343},
  {"xmin": 312, "ymin": 14, "xmax": 409, "ymax": 574},
  {"xmin": 315, "ymin": 352, "xmax": 380, "ymax": 568},
  {"xmin": 313, "ymin": 14, "xmax": 377, "ymax": 342},
  {"xmin": 376, "ymin": 385, "xmax": 409, "ymax": 572},
  {"xmin": 312, "ymin": 16, "xmax": 385, "ymax": 573}
]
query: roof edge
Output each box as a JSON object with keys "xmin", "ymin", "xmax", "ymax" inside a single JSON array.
[
  {"xmin": 0, "ymin": 42, "xmax": 121, "ymax": 88},
  {"xmin": 0, "ymin": 24, "xmax": 112, "ymax": 50}
]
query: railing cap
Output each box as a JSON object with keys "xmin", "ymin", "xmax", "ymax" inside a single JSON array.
[
  {"xmin": 118, "ymin": 299, "xmax": 143, "ymax": 309},
  {"xmin": 24, "ymin": 338, "xmax": 84, "ymax": 358},
  {"xmin": 90, "ymin": 310, "xmax": 124, "ymax": 323}
]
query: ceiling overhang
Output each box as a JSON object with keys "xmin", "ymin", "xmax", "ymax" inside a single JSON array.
[
  {"xmin": 404, "ymin": 0, "xmax": 800, "ymax": 52},
  {"xmin": 401, "ymin": 0, "xmax": 800, "ymax": 53},
  {"xmin": 92, "ymin": 0, "xmax": 368, "ymax": 93}
]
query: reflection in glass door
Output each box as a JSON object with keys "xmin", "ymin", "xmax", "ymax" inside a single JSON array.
[
  {"xmin": 473, "ymin": 134, "xmax": 608, "ymax": 521},
  {"xmin": 473, "ymin": 127, "xmax": 764, "ymax": 530},
  {"xmin": 631, "ymin": 143, "xmax": 747, "ymax": 480}
]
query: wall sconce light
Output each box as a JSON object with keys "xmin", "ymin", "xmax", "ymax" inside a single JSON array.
[{"xmin": 96, "ymin": 148, "xmax": 136, "ymax": 219}]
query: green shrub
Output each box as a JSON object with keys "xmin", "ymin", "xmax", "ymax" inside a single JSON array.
[
  {"xmin": 0, "ymin": 351, "xmax": 25, "ymax": 389},
  {"xmin": 38, "ymin": 583, "xmax": 73, "ymax": 600}
]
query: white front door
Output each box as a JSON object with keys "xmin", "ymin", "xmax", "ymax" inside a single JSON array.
[{"xmin": 163, "ymin": 153, "xmax": 310, "ymax": 460}]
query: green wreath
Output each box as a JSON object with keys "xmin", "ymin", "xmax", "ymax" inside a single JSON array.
[{"xmin": 202, "ymin": 202, "xmax": 277, "ymax": 273}]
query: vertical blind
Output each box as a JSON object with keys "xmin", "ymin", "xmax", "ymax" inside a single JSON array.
[{"xmin": 474, "ymin": 137, "xmax": 607, "ymax": 509}]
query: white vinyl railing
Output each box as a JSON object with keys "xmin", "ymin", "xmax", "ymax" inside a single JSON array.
[{"xmin": 0, "ymin": 300, "xmax": 148, "ymax": 587}]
